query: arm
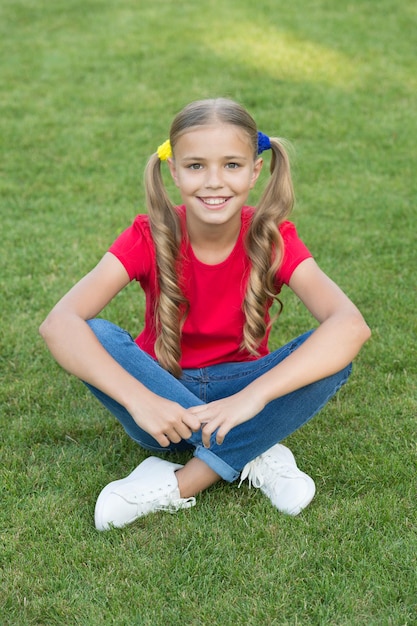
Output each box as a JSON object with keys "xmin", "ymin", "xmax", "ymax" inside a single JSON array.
[
  {"xmin": 244, "ymin": 258, "xmax": 371, "ymax": 403},
  {"xmin": 39, "ymin": 252, "xmax": 200, "ymax": 445},
  {"xmin": 188, "ymin": 258, "xmax": 371, "ymax": 445}
]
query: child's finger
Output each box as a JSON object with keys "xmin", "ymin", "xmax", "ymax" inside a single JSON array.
[{"xmin": 187, "ymin": 405, "xmax": 207, "ymax": 416}]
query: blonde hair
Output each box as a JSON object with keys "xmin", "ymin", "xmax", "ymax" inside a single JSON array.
[{"xmin": 144, "ymin": 98, "xmax": 294, "ymax": 377}]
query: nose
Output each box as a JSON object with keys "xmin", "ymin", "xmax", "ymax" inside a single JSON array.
[{"xmin": 204, "ymin": 166, "xmax": 224, "ymax": 189}]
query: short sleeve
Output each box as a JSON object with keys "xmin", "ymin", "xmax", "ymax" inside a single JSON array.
[
  {"xmin": 277, "ymin": 221, "xmax": 313, "ymax": 285},
  {"xmin": 108, "ymin": 214, "xmax": 155, "ymax": 282}
]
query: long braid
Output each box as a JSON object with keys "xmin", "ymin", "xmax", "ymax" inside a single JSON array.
[
  {"xmin": 242, "ymin": 137, "xmax": 295, "ymax": 354},
  {"xmin": 144, "ymin": 153, "xmax": 187, "ymax": 378}
]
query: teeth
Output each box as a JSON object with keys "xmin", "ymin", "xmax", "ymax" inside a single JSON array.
[{"xmin": 202, "ymin": 198, "xmax": 226, "ymax": 205}]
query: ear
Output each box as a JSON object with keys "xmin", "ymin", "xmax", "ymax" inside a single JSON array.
[
  {"xmin": 250, "ymin": 157, "xmax": 263, "ymax": 189},
  {"xmin": 167, "ymin": 158, "xmax": 180, "ymax": 187}
]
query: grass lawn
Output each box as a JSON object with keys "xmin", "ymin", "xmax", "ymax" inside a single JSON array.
[{"xmin": 1, "ymin": 0, "xmax": 416, "ymax": 624}]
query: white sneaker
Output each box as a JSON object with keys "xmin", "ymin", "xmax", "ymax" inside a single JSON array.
[
  {"xmin": 239, "ymin": 444, "xmax": 316, "ymax": 516},
  {"xmin": 95, "ymin": 457, "xmax": 196, "ymax": 531}
]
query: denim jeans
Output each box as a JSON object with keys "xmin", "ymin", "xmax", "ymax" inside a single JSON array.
[{"xmin": 86, "ymin": 319, "xmax": 352, "ymax": 482}]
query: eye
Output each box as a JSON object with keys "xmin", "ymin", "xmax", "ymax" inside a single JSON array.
[
  {"xmin": 226, "ymin": 162, "xmax": 240, "ymax": 169},
  {"xmin": 188, "ymin": 163, "xmax": 203, "ymax": 170}
]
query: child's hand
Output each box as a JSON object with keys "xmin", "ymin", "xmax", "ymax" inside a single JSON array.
[
  {"xmin": 128, "ymin": 392, "xmax": 201, "ymax": 448},
  {"xmin": 186, "ymin": 391, "xmax": 265, "ymax": 448}
]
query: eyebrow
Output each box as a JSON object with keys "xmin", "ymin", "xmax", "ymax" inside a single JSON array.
[{"xmin": 180, "ymin": 155, "xmax": 249, "ymax": 162}]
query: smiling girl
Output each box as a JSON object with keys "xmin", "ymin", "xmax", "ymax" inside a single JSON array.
[{"xmin": 40, "ymin": 98, "xmax": 370, "ymax": 530}]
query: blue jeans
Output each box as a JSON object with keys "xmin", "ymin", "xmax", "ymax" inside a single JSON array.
[{"xmin": 86, "ymin": 319, "xmax": 352, "ymax": 482}]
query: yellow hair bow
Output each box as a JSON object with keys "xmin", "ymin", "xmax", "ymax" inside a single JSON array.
[{"xmin": 157, "ymin": 139, "xmax": 172, "ymax": 161}]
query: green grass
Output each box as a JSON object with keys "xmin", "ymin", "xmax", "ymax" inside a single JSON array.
[{"xmin": 1, "ymin": 0, "xmax": 416, "ymax": 624}]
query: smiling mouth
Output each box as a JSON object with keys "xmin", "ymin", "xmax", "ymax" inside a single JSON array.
[{"xmin": 199, "ymin": 197, "xmax": 230, "ymax": 206}]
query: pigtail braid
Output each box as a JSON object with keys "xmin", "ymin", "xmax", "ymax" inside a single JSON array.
[
  {"xmin": 242, "ymin": 137, "xmax": 295, "ymax": 355},
  {"xmin": 144, "ymin": 153, "xmax": 187, "ymax": 377}
]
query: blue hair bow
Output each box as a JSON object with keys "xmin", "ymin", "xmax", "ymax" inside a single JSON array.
[{"xmin": 257, "ymin": 131, "xmax": 271, "ymax": 155}]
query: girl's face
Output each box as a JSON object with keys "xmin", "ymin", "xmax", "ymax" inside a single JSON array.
[{"xmin": 168, "ymin": 123, "xmax": 263, "ymax": 237}]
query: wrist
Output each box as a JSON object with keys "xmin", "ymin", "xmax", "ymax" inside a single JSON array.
[
  {"xmin": 244, "ymin": 376, "xmax": 277, "ymax": 410},
  {"xmin": 238, "ymin": 384, "xmax": 267, "ymax": 415},
  {"xmin": 120, "ymin": 378, "xmax": 151, "ymax": 416}
]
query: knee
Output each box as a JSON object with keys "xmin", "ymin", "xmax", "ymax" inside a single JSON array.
[
  {"xmin": 337, "ymin": 362, "xmax": 353, "ymax": 388},
  {"xmin": 87, "ymin": 318, "xmax": 110, "ymax": 336},
  {"xmin": 87, "ymin": 318, "xmax": 109, "ymax": 343},
  {"xmin": 87, "ymin": 319, "xmax": 131, "ymax": 346}
]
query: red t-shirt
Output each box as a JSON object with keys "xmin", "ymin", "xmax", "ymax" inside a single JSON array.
[{"xmin": 108, "ymin": 206, "xmax": 312, "ymax": 368}]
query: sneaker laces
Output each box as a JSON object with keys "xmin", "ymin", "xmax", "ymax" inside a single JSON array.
[
  {"xmin": 238, "ymin": 455, "xmax": 301, "ymax": 489},
  {"xmin": 121, "ymin": 472, "xmax": 196, "ymax": 515},
  {"xmin": 156, "ymin": 496, "xmax": 196, "ymax": 513}
]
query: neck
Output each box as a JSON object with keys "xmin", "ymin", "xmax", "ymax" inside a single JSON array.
[{"xmin": 186, "ymin": 215, "xmax": 242, "ymax": 265}]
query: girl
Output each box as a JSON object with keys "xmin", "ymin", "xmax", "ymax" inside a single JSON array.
[{"xmin": 40, "ymin": 98, "xmax": 370, "ymax": 531}]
